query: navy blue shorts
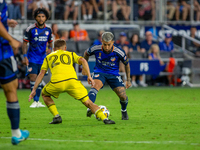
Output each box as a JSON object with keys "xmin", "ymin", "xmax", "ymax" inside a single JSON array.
[
  {"xmin": 26, "ymin": 62, "xmax": 42, "ymax": 75},
  {"xmin": 0, "ymin": 57, "xmax": 18, "ymax": 84},
  {"xmin": 93, "ymin": 72, "xmax": 124, "ymax": 89}
]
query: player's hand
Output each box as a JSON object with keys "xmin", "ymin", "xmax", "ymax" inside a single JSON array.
[
  {"xmin": 7, "ymin": 19, "xmax": 18, "ymax": 28},
  {"xmin": 29, "ymin": 90, "xmax": 36, "ymax": 102},
  {"xmin": 9, "ymin": 38, "xmax": 21, "ymax": 50},
  {"xmin": 82, "ymin": 69, "xmax": 87, "ymax": 76},
  {"xmin": 87, "ymin": 76, "xmax": 95, "ymax": 87},
  {"xmin": 125, "ymin": 80, "xmax": 132, "ymax": 89},
  {"xmin": 23, "ymin": 57, "xmax": 29, "ymax": 66}
]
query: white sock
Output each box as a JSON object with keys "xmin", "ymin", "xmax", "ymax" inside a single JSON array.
[
  {"xmin": 88, "ymin": 14, "xmax": 92, "ymax": 19},
  {"xmin": 83, "ymin": 15, "xmax": 87, "ymax": 20},
  {"xmin": 12, "ymin": 129, "xmax": 21, "ymax": 138}
]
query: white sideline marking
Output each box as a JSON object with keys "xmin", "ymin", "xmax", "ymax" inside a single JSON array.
[{"xmin": 0, "ymin": 137, "xmax": 199, "ymax": 145}]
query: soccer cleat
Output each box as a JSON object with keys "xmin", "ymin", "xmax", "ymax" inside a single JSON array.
[
  {"xmin": 121, "ymin": 110, "xmax": 129, "ymax": 120},
  {"xmin": 132, "ymin": 81, "xmax": 138, "ymax": 87},
  {"xmin": 49, "ymin": 116, "xmax": 62, "ymax": 124},
  {"xmin": 37, "ymin": 101, "xmax": 46, "ymax": 107},
  {"xmin": 103, "ymin": 119, "xmax": 115, "ymax": 124},
  {"xmin": 138, "ymin": 81, "xmax": 148, "ymax": 87},
  {"xmin": 30, "ymin": 101, "xmax": 38, "ymax": 108},
  {"xmin": 86, "ymin": 108, "xmax": 93, "ymax": 117},
  {"xmin": 11, "ymin": 130, "xmax": 29, "ymax": 145}
]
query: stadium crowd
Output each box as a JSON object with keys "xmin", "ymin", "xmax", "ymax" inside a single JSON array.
[
  {"xmin": 6, "ymin": 0, "xmax": 200, "ymax": 21},
  {"xmin": 7, "ymin": 0, "xmax": 200, "ymax": 88}
]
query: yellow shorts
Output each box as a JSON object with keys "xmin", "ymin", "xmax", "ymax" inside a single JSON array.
[{"xmin": 42, "ymin": 79, "xmax": 89, "ymax": 103}]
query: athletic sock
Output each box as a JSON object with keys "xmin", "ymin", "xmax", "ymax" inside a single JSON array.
[
  {"xmin": 48, "ymin": 104, "xmax": 59, "ymax": 117},
  {"xmin": 95, "ymin": 109, "xmax": 107, "ymax": 121},
  {"xmin": 35, "ymin": 83, "xmax": 42, "ymax": 102},
  {"xmin": 88, "ymin": 88, "xmax": 98, "ymax": 103},
  {"xmin": 7, "ymin": 101, "xmax": 21, "ymax": 137},
  {"xmin": 120, "ymin": 98, "xmax": 128, "ymax": 112}
]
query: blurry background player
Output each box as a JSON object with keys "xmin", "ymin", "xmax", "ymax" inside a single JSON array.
[
  {"xmin": 22, "ymin": 7, "xmax": 53, "ymax": 108},
  {"xmin": 0, "ymin": 0, "xmax": 29, "ymax": 145},
  {"xmin": 83, "ymin": 32, "xmax": 132, "ymax": 120},
  {"xmin": 29, "ymin": 39, "xmax": 115, "ymax": 125}
]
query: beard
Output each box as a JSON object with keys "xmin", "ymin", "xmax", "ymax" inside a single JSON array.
[{"xmin": 37, "ymin": 21, "xmax": 45, "ymax": 27}]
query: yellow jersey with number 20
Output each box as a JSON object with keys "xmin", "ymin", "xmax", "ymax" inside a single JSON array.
[{"xmin": 41, "ymin": 50, "xmax": 82, "ymax": 82}]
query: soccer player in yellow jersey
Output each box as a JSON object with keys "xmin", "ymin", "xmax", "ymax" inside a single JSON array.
[{"xmin": 29, "ymin": 39, "xmax": 115, "ymax": 124}]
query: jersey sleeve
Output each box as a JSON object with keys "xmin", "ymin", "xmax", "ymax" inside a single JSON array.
[
  {"xmin": 72, "ymin": 52, "xmax": 82, "ymax": 65},
  {"xmin": 23, "ymin": 29, "xmax": 30, "ymax": 42},
  {"xmin": 48, "ymin": 29, "xmax": 53, "ymax": 43},
  {"xmin": 41, "ymin": 57, "xmax": 49, "ymax": 71}
]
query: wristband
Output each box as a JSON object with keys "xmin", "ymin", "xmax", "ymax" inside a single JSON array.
[{"xmin": 23, "ymin": 54, "xmax": 27, "ymax": 57}]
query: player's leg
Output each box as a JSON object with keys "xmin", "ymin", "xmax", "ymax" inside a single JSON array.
[
  {"xmin": 2, "ymin": 79, "xmax": 29, "ymax": 144},
  {"xmin": 42, "ymin": 82, "xmax": 62, "ymax": 124},
  {"xmin": 87, "ymin": 73, "xmax": 105, "ymax": 117},
  {"xmin": 108, "ymin": 75, "xmax": 129, "ymax": 120},
  {"xmin": 0, "ymin": 58, "xmax": 29, "ymax": 145},
  {"xmin": 82, "ymin": 99, "xmax": 115, "ymax": 124},
  {"xmin": 28, "ymin": 63, "xmax": 45, "ymax": 108}
]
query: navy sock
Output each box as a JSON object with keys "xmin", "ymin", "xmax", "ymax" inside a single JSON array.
[
  {"xmin": 30, "ymin": 81, "xmax": 41, "ymax": 102},
  {"xmin": 120, "ymin": 98, "xmax": 128, "ymax": 111},
  {"xmin": 7, "ymin": 101, "xmax": 20, "ymax": 129},
  {"xmin": 88, "ymin": 88, "xmax": 98, "ymax": 103},
  {"xmin": 35, "ymin": 83, "xmax": 42, "ymax": 102}
]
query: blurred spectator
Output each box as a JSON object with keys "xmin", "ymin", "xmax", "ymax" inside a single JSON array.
[
  {"xmin": 129, "ymin": 34, "xmax": 147, "ymax": 87},
  {"xmin": 186, "ymin": 26, "xmax": 200, "ymax": 57},
  {"xmin": 111, "ymin": 0, "xmax": 131, "ymax": 21},
  {"xmin": 88, "ymin": 0, "xmax": 103, "ymax": 19},
  {"xmin": 115, "ymin": 32, "xmax": 130, "ymax": 82},
  {"xmin": 64, "ymin": 0, "xmax": 81, "ymax": 23},
  {"xmin": 7, "ymin": 0, "xmax": 22, "ymax": 20},
  {"xmin": 138, "ymin": 0, "xmax": 155, "ymax": 21},
  {"xmin": 54, "ymin": 0, "xmax": 65, "ymax": 19},
  {"xmin": 81, "ymin": 0, "xmax": 93, "ymax": 20},
  {"xmin": 166, "ymin": 1, "xmax": 176, "ymax": 20},
  {"xmin": 93, "ymin": 30, "xmax": 105, "ymax": 45},
  {"xmin": 140, "ymin": 31, "xmax": 157, "ymax": 53},
  {"xmin": 69, "ymin": 23, "xmax": 90, "ymax": 41},
  {"xmin": 148, "ymin": 44, "xmax": 175, "ymax": 85},
  {"xmin": 51, "ymin": 23, "xmax": 60, "ymax": 41},
  {"xmin": 115, "ymin": 32, "xmax": 130, "ymax": 55},
  {"xmin": 60, "ymin": 30, "xmax": 69, "ymax": 41},
  {"xmin": 129, "ymin": 34, "xmax": 140, "ymax": 52},
  {"xmin": 159, "ymin": 33, "xmax": 174, "ymax": 52}
]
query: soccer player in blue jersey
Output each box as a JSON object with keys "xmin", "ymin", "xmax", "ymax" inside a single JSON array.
[
  {"xmin": 0, "ymin": 0, "xmax": 29, "ymax": 145},
  {"xmin": 83, "ymin": 32, "xmax": 132, "ymax": 120},
  {"xmin": 22, "ymin": 8, "xmax": 53, "ymax": 108}
]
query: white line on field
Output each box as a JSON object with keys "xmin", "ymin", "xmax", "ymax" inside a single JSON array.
[{"xmin": 0, "ymin": 137, "xmax": 199, "ymax": 145}]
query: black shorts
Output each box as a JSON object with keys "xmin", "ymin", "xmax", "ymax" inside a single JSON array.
[{"xmin": 0, "ymin": 56, "xmax": 18, "ymax": 84}]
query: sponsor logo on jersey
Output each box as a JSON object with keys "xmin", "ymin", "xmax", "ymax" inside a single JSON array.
[
  {"xmin": 34, "ymin": 37, "xmax": 38, "ymax": 41},
  {"xmin": 45, "ymin": 31, "xmax": 49, "ymax": 35},
  {"xmin": 35, "ymin": 29, "xmax": 38, "ymax": 35},
  {"xmin": 110, "ymin": 57, "xmax": 116, "ymax": 61}
]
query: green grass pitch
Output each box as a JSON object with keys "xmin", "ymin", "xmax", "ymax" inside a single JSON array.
[{"xmin": 0, "ymin": 87, "xmax": 200, "ymax": 150}]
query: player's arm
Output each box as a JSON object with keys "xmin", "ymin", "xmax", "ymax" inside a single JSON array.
[
  {"xmin": 78, "ymin": 57, "xmax": 95, "ymax": 87},
  {"xmin": 83, "ymin": 50, "xmax": 90, "ymax": 61},
  {"xmin": 28, "ymin": 70, "xmax": 46, "ymax": 101},
  {"xmin": 124, "ymin": 62, "xmax": 131, "ymax": 89},
  {"xmin": 22, "ymin": 40, "xmax": 29, "ymax": 66},
  {"xmin": 0, "ymin": 22, "xmax": 20, "ymax": 49},
  {"xmin": 46, "ymin": 42, "xmax": 52, "ymax": 54}
]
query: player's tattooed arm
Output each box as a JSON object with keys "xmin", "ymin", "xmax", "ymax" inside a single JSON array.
[
  {"xmin": 83, "ymin": 50, "xmax": 89, "ymax": 62},
  {"xmin": 22, "ymin": 41, "xmax": 28, "ymax": 55},
  {"xmin": 125, "ymin": 63, "xmax": 132, "ymax": 89}
]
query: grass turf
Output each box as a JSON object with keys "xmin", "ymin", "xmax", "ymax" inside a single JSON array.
[{"xmin": 0, "ymin": 87, "xmax": 200, "ymax": 150}]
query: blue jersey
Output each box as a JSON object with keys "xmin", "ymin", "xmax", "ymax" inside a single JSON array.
[
  {"xmin": 0, "ymin": 0, "xmax": 14, "ymax": 61},
  {"xmin": 159, "ymin": 41, "xmax": 174, "ymax": 52},
  {"xmin": 23, "ymin": 23, "xmax": 53, "ymax": 64},
  {"xmin": 86, "ymin": 44, "xmax": 129, "ymax": 76},
  {"xmin": 140, "ymin": 40, "xmax": 157, "ymax": 51}
]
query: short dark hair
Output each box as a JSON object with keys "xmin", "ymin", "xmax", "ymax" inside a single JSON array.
[
  {"xmin": 33, "ymin": 7, "xmax": 49, "ymax": 21},
  {"xmin": 54, "ymin": 39, "xmax": 66, "ymax": 49}
]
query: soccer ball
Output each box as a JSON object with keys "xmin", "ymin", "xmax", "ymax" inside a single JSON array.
[{"xmin": 94, "ymin": 105, "xmax": 110, "ymax": 121}]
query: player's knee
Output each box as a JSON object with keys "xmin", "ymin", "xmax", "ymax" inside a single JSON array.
[{"xmin": 120, "ymin": 95, "xmax": 128, "ymax": 101}]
